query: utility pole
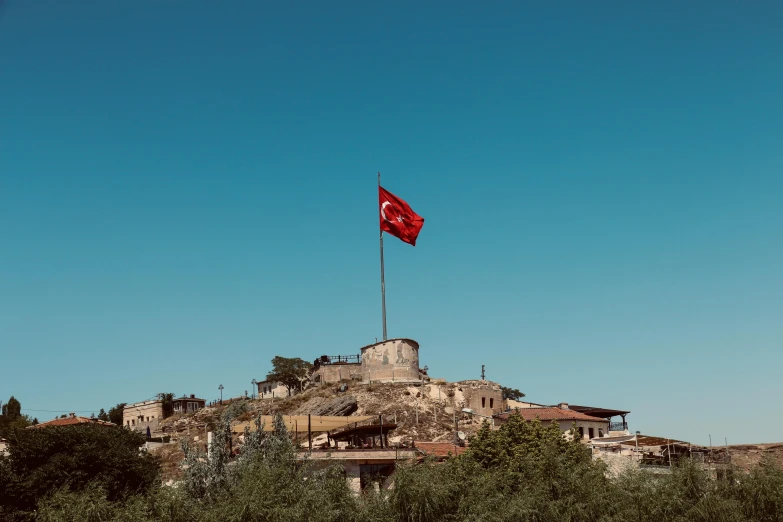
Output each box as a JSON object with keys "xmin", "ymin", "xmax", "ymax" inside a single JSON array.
[
  {"xmin": 218, "ymin": 384, "xmax": 224, "ymax": 405},
  {"xmin": 481, "ymin": 364, "xmax": 485, "ymax": 381}
]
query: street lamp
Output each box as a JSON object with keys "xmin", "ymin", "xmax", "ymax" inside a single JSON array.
[
  {"xmin": 462, "ymin": 408, "xmax": 495, "ymax": 428},
  {"xmin": 251, "ymin": 379, "xmax": 257, "ymax": 400},
  {"xmin": 218, "ymin": 384, "xmax": 224, "ymax": 405}
]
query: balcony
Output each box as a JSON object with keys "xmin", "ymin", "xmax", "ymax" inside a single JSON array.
[{"xmin": 609, "ymin": 421, "xmax": 628, "ymax": 432}]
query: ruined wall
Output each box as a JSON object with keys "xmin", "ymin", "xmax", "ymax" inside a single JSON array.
[
  {"xmin": 361, "ymin": 339, "xmax": 420, "ymax": 383},
  {"xmin": 314, "ymin": 363, "xmax": 363, "ymax": 384},
  {"xmin": 458, "ymin": 380, "xmax": 503, "ymax": 417}
]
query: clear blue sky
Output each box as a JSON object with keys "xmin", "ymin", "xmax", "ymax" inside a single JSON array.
[{"xmin": 1, "ymin": 1, "xmax": 781, "ymax": 445}]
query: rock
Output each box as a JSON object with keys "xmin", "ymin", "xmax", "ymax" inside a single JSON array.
[{"xmin": 309, "ymin": 396, "xmax": 358, "ymax": 416}]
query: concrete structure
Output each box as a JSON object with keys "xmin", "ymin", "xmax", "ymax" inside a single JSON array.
[
  {"xmin": 123, "ymin": 399, "xmax": 164, "ymax": 432},
  {"xmin": 312, "ymin": 338, "xmax": 422, "ymax": 385},
  {"xmin": 458, "ymin": 380, "xmax": 504, "ymax": 417},
  {"xmin": 172, "ymin": 395, "xmax": 205, "ymax": 414},
  {"xmin": 494, "ymin": 404, "xmax": 610, "ymax": 441},
  {"xmin": 28, "ymin": 413, "xmax": 115, "ymax": 428},
  {"xmin": 307, "ymin": 448, "xmax": 420, "ymax": 492},
  {"xmin": 255, "ymin": 380, "xmax": 289, "ymax": 399}
]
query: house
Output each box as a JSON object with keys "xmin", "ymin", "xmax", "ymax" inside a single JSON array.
[
  {"xmin": 494, "ymin": 403, "xmax": 610, "ymax": 441},
  {"xmin": 255, "ymin": 380, "xmax": 289, "ymax": 399},
  {"xmin": 27, "ymin": 412, "xmax": 115, "ymax": 429},
  {"xmin": 172, "ymin": 395, "xmax": 205, "ymax": 414},
  {"xmin": 0, "ymin": 438, "xmax": 8, "ymax": 456}
]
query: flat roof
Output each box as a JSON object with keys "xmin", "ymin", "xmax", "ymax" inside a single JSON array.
[{"xmin": 568, "ymin": 405, "xmax": 631, "ymax": 418}]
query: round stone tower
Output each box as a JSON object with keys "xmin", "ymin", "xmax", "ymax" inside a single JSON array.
[{"xmin": 360, "ymin": 338, "xmax": 420, "ymax": 383}]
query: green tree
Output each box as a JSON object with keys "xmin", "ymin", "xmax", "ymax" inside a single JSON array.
[
  {"xmin": 97, "ymin": 408, "xmax": 109, "ymax": 422},
  {"xmin": 501, "ymin": 386, "xmax": 525, "ymax": 400},
  {"xmin": 0, "ymin": 423, "xmax": 160, "ymax": 518},
  {"xmin": 107, "ymin": 403, "xmax": 125, "ymax": 425},
  {"xmin": 158, "ymin": 393, "xmax": 175, "ymax": 418},
  {"xmin": 2, "ymin": 396, "xmax": 22, "ymax": 418},
  {"xmin": 266, "ymin": 356, "xmax": 312, "ymax": 395},
  {"xmin": 0, "ymin": 396, "xmax": 32, "ymax": 437}
]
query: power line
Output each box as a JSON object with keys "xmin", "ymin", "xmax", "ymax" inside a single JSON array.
[{"xmin": 22, "ymin": 409, "xmax": 99, "ymax": 413}]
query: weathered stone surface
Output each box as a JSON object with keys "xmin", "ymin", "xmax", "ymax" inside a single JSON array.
[{"xmin": 308, "ymin": 396, "xmax": 358, "ymax": 416}]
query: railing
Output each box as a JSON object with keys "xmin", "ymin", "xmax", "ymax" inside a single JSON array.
[
  {"xmin": 320, "ymin": 354, "xmax": 362, "ymax": 365},
  {"xmin": 609, "ymin": 422, "xmax": 628, "ymax": 431}
]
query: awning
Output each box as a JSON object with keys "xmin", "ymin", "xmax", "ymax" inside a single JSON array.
[
  {"xmin": 232, "ymin": 415, "xmax": 374, "ymax": 434},
  {"xmin": 591, "ymin": 434, "xmax": 689, "ymax": 447}
]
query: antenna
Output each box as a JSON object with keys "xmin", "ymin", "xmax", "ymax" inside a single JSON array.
[{"xmin": 481, "ymin": 364, "xmax": 485, "ymax": 381}]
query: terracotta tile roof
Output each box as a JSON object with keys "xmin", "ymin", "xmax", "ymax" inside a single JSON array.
[
  {"xmin": 415, "ymin": 442, "xmax": 468, "ymax": 458},
  {"xmin": 28, "ymin": 415, "xmax": 116, "ymax": 429},
  {"xmin": 495, "ymin": 407, "xmax": 608, "ymax": 423}
]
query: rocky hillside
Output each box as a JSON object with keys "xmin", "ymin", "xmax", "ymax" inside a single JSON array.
[{"xmin": 156, "ymin": 381, "xmax": 487, "ymax": 445}]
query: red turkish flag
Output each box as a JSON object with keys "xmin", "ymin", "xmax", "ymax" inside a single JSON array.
[{"xmin": 379, "ymin": 186, "xmax": 425, "ymax": 246}]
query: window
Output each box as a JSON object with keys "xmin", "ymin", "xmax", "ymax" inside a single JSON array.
[
  {"xmin": 578, "ymin": 427, "xmax": 584, "ymax": 439},
  {"xmin": 482, "ymin": 397, "xmax": 486, "ymax": 408},
  {"xmin": 490, "ymin": 398, "xmax": 494, "ymax": 409},
  {"xmin": 588, "ymin": 427, "xmax": 594, "ymax": 439},
  {"xmin": 598, "ymin": 429, "xmax": 604, "ymax": 438},
  {"xmin": 132, "ymin": 419, "xmax": 135, "ymax": 426}
]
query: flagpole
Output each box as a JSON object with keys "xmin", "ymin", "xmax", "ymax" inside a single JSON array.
[{"xmin": 378, "ymin": 172, "xmax": 388, "ymax": 341}]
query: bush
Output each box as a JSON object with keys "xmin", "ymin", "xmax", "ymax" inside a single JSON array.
[{"xmin": 0, "ymin": 424, "xmax": 159, "ymax": 519}]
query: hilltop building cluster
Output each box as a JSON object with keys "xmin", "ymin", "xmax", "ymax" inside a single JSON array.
[{"xmin": 43, "ymin": 335, "xmax": 704, "ymax": 493}]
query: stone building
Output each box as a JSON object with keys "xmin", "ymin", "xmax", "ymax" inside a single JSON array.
[
  {"xmin": 312, "ymin": 338, "xmax": 422, "ymax": 385},
  {"xmin": 123, "ymin": 399, "xmax": 164, "ymax": 432},
  {"xmin": 458, "ymin": 379, "xmax": 504, "ymax": 417}
]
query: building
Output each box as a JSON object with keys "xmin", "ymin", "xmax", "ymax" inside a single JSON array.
[
  {"xmin": 255, "ymin": 380, "xmax": 289, "ymax": 399},
  {"xmin": 28, "ymin": 412, "xmax": 115, "ymax": 428},
  {"xmin": 494, "ymin": 403, "xmax": 610, "ymax": 441},
  {"xmin": 233, "ymin": 414, "xmax": 418, "ymax": 493},
  {"xmin": 123, "ymin": 400, "xmax": 163, "ymax": 432},
  {"xmin": 312, "ymin": 338, "xmax": 422, "ymax": 385},
  {"xmin": 0, "ymin": 438, "xmax": 8, "ymax": 456},
  {"xmin": 172, "ymin": 395, "xmax": 206, "ymax": 414},
  {"xmin": 458, "ymin": 380, "xmax": 504, "ymax": 417}
]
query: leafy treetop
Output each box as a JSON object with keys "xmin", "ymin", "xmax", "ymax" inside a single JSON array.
[
  {"xmin": 266, "ymin": 356, "xmax": 313, "ymax": 395},
  {"xmin": 501, "ymin": 386, "xmax": 525, "ymax": 400}
]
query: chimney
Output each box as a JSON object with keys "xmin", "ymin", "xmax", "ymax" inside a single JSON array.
[
  {"xmin": 558, "ymin": 403, "xmax": 569, "ymax": 410},
  {"xmin": 190, "ymin": 394, "xmax": 195, "ymax": 399},
  {"xmin": 69, "ymin": 412, "xmax": 76, "ymax": 418}
]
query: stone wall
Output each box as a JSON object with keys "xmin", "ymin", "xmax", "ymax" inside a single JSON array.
[{"xmin": 314, "ymin": 363, "xmax": 363, "ymax": 384}]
